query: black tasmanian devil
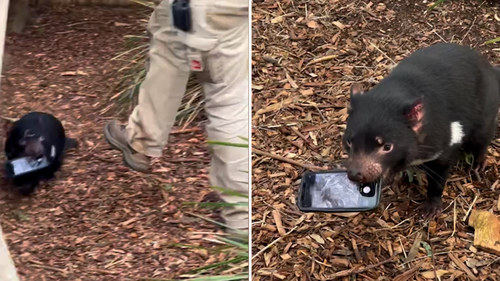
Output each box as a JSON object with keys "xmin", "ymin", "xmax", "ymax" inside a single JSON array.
[
  {"xmin": 342, "ymin": 43, "xmax": 500, "ymax": 218},
  {"xmin": 4, "ymin": 112, "xmax": 78, "ymax": 195}
]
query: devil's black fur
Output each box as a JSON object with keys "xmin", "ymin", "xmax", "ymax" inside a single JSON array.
[
  {"xmin": 343, "ymin": 43, "xmax": 500, "ymax": 217},
  {"xmin": 4, "ymin": 112, "xmax": 78, "ymax": 195}
]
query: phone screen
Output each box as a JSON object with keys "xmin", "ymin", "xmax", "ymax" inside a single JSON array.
[
  {"xmin": 6, "ymin": 156, "xmax": 50, "ymax": 177},
  {"xmin": 298, "ymin": 172, "xmax": 381, "ymax": 212}
]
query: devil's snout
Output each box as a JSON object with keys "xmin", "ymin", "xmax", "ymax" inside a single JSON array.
[{"xmin": 347, "ymin": 168, "xmax": 363, "ymax": 182}]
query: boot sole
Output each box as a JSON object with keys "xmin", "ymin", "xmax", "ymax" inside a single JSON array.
[{"xmin": 104, "ymin": 122, "xmax": 150, "ymax": 173}]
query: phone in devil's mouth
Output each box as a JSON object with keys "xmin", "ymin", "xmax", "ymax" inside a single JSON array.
[
  {"xmin": 5, "ymin": 156, "xmax": 50, "ymax": 178},
  {"xmin": 297, "ymin": 170, "xmax": 383, "ymax": 213}
]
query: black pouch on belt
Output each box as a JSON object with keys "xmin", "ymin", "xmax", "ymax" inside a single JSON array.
[{"xmin": 172, "ymin": 0, "xmax": 192, "ymax": 32}]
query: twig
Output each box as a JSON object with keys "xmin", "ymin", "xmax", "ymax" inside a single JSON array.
[
  {"xmin": 168, "ymin": 158, "xmax": 210, "ymax": 163},
  {"xmin": 462, "ymin": 193, "xmax": 479, "ymax": 222},
  {"xmin": 448, "ymin": 253, "xmax": 478, "ymax": 281},
  {"xmin": 0, "ymin": 115, "xmax": 17, "ymax": 122},
  {"xmin": 252, "ymin": 226, "xmax": 298, "ymax": 260},
  {"xmin": 451, "ymin": 199, "xmax": 457, "ymax": 237},
  {"xmin": 351, "ymin": 238, "xmax": 362, "ymax": 263},
  {"xmin": 459, "ymin": 17, "xmax": 476, "ymax": 44},
  {"xmin": 427, "ymin": 231, "xmax": 438, "ymax": 281},
  {"xmin": 393, "ymin": 261, "xmax": 425, "ymax": 281},
  {"xmin": 369, "ymin": 42, "xmax": 396, "ymax": 65},
  {"xmin": 271, "ymin": 210, "xmax": 286, "ymax": 236},
  {"xmin": 75, "ymin": 143, "xmax": 99, "ymax": 161},
  {"xmin": 324, "ymin": 256, "xmax": 396, "ymax": 279},
  {"xmin": 253, "ymin": 148, "xmax": 328, "ymax": 171},
  {"xmin": 87, "ymin": 269, "xmax": 120, "ymax": 275},
  {"xmin": 306, "ymin": 54, "xmax": 338, "ymax": 65},
  {"xmin": 301, "ymin": 121, "xmax": 336, "ymax": 133},
  {"xmin": 29, "ymin": 264, "xmax": 67, "ymax": 274},
  {"xmin": 170, "ymin": 127, "xmax": 201, "ymax": 134},
  {"xmin": 399, "ymin": 250, "xmax": 470, "ymax": 267},
  {"xmin": 290, "ymin": 126, "xmax": 316, "ymax": 148}
]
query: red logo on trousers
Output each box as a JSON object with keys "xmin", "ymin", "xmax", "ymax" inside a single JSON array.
[{"xmin": 191, "ymin": 60, "xmax": 202, "ymax": 70}]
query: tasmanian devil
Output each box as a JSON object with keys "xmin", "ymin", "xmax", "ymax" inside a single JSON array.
[
  {"xmin": 342, "ymin": 43, "xmax": 500, "ymax": 218},
  {"xmin": 4, "ymin": 112, "xmax": 78, "ymax": 195}
]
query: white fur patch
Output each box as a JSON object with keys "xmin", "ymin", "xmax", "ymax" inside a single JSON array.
[
  {"xmin": 410, "ymin": 151, "xmax": 442, "ymax": 166},
  {"xmin": 450, "ymin": 121, "xmax": 464, "ymax": 146}
]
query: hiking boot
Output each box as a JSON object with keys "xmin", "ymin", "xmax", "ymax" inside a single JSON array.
[{"xmin": 104, "ymin": 120, "xmax": 151, "ymax": 172}]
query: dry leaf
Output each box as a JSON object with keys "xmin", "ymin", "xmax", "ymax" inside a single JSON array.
[
  {"xmin": 286, "ymin": 72, "xmax": 299, "ymax": 88},
  {"xmin": 332, "ymin": 212, "xmax": 359, "ymax": 218},
  {"xmin": 376, "ymin": 3, "xmax": 386, "ymax": 11},
  {"xmin": 310, "ymin": 234, "xmax": 325, "ymax": 244},
  {"xmin": 186, "ymin": 177, "xmax": 198, "ymax": 182},
  {"xmin": 332, "ymin": 21, "xmax": 345, "ymax": 30},
  {"xmin": 272, "ymin": 210, "xmax": 286, "ymax": 236},
  {"xmin": 331, "ymin": 258, "xmax": 349, "ymax": 267},
  {"xmin": 405, "ymin": 232, "xmax": 422, "ymax": 263},
  {"xmin": 420, "ymin": 270, "xmax": 451, "ymax": 279},
  {"xmin": 254, "ymin": 98, "xmax": 295, "ymax": 116},
  {"xmin": 331, "ymin": 32, "xmax": 340, "ymax": 44},
  {"xmin": 307, "ymin": 21, "xmax": 319, "ymax": 28},
  {"xmin": 300, "ymin": 89, "xmax": 314, "ymax": 96},
  {"xmin": 272, "ymin": 16, "xmax": 283, "ymax": 24}
]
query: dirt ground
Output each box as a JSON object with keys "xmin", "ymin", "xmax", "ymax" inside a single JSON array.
[
  {"xmin": 0, "ymin": 6, "xmax": 228, "ymax": 281},
  {"xmin": 252, "ymin": 0, "xmax": 500, "ymax": 280}
]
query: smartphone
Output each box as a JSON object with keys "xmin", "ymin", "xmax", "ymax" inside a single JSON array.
[
  {"xmin": 5, "ymin": 156, "xmax": 50, "ymax": 178},
  {"xmin": 297, "ymin": 171, "xmax": 383, "ymax": 213}
]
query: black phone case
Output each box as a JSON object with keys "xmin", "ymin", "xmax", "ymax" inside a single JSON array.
[
  {"xmin": 297, "ymin": 170, "xmax": 382, "ymax": 213},
  {"xmin": 4, "ymin": 156, "xmax": 50, "ymax": 178}
]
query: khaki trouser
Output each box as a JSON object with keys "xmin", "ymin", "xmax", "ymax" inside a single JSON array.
[{"xmin": 125, "ymin": 0, "xmax": 249, "ymax": 230}]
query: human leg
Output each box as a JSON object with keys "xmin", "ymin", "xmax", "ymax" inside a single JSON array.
[
  {"xmin": 197, "ymin": 1, "xmax": 250, "ymax": 232},
  {"xmin": 104, "ymin": 0, "xmax": 191, "ymax": 171}
]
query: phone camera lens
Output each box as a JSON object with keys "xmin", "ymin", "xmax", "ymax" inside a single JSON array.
[
  {"xmin": 362, "ymin": 186, "xmax": 371, "ymax": 194},
  {"xmin": 359, "ymin": 183, "xmax": 376, "ymax": 197}
]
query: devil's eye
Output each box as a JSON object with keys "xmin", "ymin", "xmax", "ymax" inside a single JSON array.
[{"xmin": 383, "ymin": 144, "xmax": 393, "ymax": 152}]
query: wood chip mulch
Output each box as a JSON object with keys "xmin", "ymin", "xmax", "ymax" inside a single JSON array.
[
  {"xmin": 251, "ymin": 0, "xmax": 500, "ymax": 280},
  {"xmin": 0, "ymin": 6, "xmax": 230, "ymax": 281}
]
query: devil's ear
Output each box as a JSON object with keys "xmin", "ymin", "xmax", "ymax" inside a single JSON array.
[
  {"xmin": 403, "ymin": 96, "xmax": 425, "ymax": 132},
  {"xmin": 348, "ymin": 83, "xmax": 365, "ymax": 113},
  {"xmin": 404, "ymin": 96, "xmax": 424, "ymax": 122},
  {"xmin": 2, "ymin": 120, "xmax": 12, "ymax": 138},
  {"xmin": 349, "ymin": 83, "xmax": 365, "ymax": 97},
  {"xmin": 18, "ymin": 139, "xmax": 27, "ymax": 146}
]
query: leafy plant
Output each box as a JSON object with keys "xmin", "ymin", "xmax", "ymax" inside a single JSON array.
[
  {"xmin": 144, "ymin": 139, "xmax": 249, "ymax": 281},
  {"xmin": 179, "ymin": 138, "xmax": 249, "ymax": 280}
]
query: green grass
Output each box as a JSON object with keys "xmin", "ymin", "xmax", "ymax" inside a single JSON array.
[
  {"xmin": 182, "ymin": 138, "xmax": 249, "ymax": 280},
  {"xmin": 484, "ymin": 37, "xmax": 500, "ymax": 45},
  {"xmin": 140, "ymin": 139, "xmax": 249, "ymax": 280},
  {"xmin": 427, "ymin": 0, "xmax": 446, "ymax": 11}
]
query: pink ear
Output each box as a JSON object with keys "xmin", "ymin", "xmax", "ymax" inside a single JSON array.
[
  {"xmin": 350, "ymin": 83, "xmax": 364, "ymax": 96},
  {"xmin": 406, "ymin": 98, "xmax": 424, "ymax": 133}
]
